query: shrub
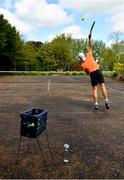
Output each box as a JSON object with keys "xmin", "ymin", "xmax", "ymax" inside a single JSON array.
[{"xmin": 113, "ymin": 62, "xmax": 124, "ymax": 75}]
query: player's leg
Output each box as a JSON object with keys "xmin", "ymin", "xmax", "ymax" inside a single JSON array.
[
  {"xmin": 90, "ymin": 71, "xmax": 99, "ymax": 110},
  {"xmin": 100, "ymin": 83, "xmax": 108, "ymax": 100},
  {"xmin": 100, "ymin": 83, "xmax": 110, "ymax": 109},
  {"xmin": 97, "ymin": 70, "xmax": 110, "ymax": 109},
  {"xmin": 93, "ymin": 85, "xmax": 99, "ymax": 110}
]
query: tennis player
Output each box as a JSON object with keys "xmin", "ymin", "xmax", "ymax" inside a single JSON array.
[{"xmin": 78, "ymin": 33, "xmax": 110, "ymax": 110}]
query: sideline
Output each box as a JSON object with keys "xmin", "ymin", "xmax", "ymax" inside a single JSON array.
[{"xmin": 108, "ymin": 86, "xmax": 124, "ymax": 94}]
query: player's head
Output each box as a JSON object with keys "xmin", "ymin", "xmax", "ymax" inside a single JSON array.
[{"xmin": 78, "ymin": 52, "xmax": 85, "ymax": 61}]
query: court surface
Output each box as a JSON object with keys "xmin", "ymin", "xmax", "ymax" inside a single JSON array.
[{"xmin": 0, "ymin": 75, "xmax": 124, "ymax": 179}]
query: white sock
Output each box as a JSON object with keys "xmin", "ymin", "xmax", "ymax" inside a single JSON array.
[
  {"xmin": 105, "ymin": 99, "xmax": 108, "ymax": 102},
  {"xmin": 95, "ymin": 102, "xmax": 98, "ymax": 105}
]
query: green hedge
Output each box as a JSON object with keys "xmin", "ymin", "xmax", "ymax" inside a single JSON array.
[
  {"xmin": 0, "ymin": 70, "xmax": 114, "ymax": 77},
  {"xmin": 102, "ymin": 71, "xmax": 115, "ymax": 77},
  {"xmin": 0, "ymin": 71, "xmax": 86, "ymax": 76}
]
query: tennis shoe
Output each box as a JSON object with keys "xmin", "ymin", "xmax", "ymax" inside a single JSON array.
[
  {"xmin": 94, "ymin": 103, "xmax": 98, "ymax": 110},
  {"xmin": 105, "ymin": 101, "xmax": 110, "ymax": 109}
]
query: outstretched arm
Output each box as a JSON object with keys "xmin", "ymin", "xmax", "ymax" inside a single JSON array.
[
  {"xmin": 88, "ymin": 21, "xmax": 95, "ymax": 50},
  {"xmin": 88, "ymin": 33, "xmax": 92, "ymax": 49}
]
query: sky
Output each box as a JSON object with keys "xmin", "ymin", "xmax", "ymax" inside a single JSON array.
[{"xmin": 0, "ymin": 0, "xmax": 124, "ymax": 46}]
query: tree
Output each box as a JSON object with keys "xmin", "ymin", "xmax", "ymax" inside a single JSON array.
[
  {"xmin": 51, "ymin": 34, "xmax": 74, "ymax": 70},
  {"xmin": 37, "ymin": 42, "xmax": 57, "ymax": 71},
  {"xmin": 92, "ymin": 40, "xmax": 105, "ymax": 62},
  {"xmin": 72, "ymin": 38, "xmax": 86, "ymax": 59},
  {"xmin": 112, "ymin": 41, "xmax": 124, "ymax": 63},
  {"xmin": 19, "ymin": 41, "xmax": 42, "ymax": 71},
  {"xmin": 37, "ymin": 34, "xmax": 75, "ymax": 71},
  {"xmin": 109, "ymin": 32, "xmax": 124, "ymax": 45},
  {"xmin": 102, "ymin": 48, "xmax": 116, "ymax": 70},
  {"xmin": 101, "ymin": 32, "xmax": 124, "ymax": 71},
  {"xmin": 109, "ymin": 32, "xmax": 124, "ymax": 61},
  {"xmin": 0, "ymin": 14, "xmax": 23, "ymax": 70}
]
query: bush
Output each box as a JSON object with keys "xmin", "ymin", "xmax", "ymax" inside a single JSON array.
[
  {"xmin": 113, "ymin": 63, "xmax": 124, "ymax": 81},
  {"xmin": 102, "ymin": 71, "xmax": 114, "ymax": 77},
  {"xmin": 0, "ymin": 71, "xmax": 86, "ymax": 76},
  {"xmin": 113, "ymin": 62, "xmax": 124, "ymax": 75}
]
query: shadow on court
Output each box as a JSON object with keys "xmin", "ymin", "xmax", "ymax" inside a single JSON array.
[{"xmin": 0, "ymin": 75, "xmax": 124, "ymax": 179}]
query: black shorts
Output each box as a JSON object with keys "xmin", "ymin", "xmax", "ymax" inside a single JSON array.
[{"xmin": 90, "ymin": 70, "xmax": 105, "ymax": 87}]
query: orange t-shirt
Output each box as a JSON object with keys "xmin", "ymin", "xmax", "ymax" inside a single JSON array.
[{"xmin": 81, "ymin": 49, "xmax": 99, "ymax": 74}]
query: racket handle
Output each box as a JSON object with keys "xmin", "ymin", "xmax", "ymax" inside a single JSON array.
[{"xmin": 88, "ymin": 33, "xmax": 92, "ymax": 39}]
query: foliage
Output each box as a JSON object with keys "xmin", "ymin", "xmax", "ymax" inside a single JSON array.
[
  {"xmin": 37, "ymin": 34, "xmax": 75, "ymax": 71},
  {"xmin": 101, "ymin": 32, "xmax": 124, "ymax": 71},
  {"xmin": 101, "ymin": 48, "xmax": 116, "ymax": 70},
  {"xmin": 113, "ymin": 62, "xmax": 124, "ymax": 75},
  {"xmin": 37, "ymin": 42, "xmax": 57, "ymax": 71},
  {"xmin": 0, "ymin": 14, "xmax": 23, "ymax": 70},
  {"xmin": 112, "ymin": 41, "xmax": 124, "ymax": 63},
  {"xmin": 92, "ymin": 40, "xmax": 105, "ymax": 62},
  {"xmin": 0, "ymin": 71, "xmax": 86, "ymax": 76},
  {"xmin": 51, "ymin": 34, "xmax": 74, "ymax": 70}
]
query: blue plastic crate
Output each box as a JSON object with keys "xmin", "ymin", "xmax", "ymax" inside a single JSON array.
[{"xmin": 20, "ymin": 108, "xmax": 48, "ymax": 138}]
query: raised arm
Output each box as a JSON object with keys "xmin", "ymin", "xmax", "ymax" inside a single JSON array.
[
  {"xmin": 88, "ymin": 21, "xmax": 95, "ymax": 50},
  {"xmin": 88, "ymin": 33, "xmax": 92, "ymax": 49}
]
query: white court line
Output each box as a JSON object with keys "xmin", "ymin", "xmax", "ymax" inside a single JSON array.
[
  {"xmin": 52, "ymin": 111, "xmax": 93, "ymax": 113},
  {"xmin": 108, "ymin": 86, "xmax": 124, "ymax": 94},
  {"xmin": 47, "ymin": 79, "xmax": 51, "ymax": 92},
  {"xmin": 0, "ymin": 91, "xmax": 14, "ymax": 93},
  {"xmin": 50, "ymin": 111, "xmax": 111, "ymax": 114}
]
